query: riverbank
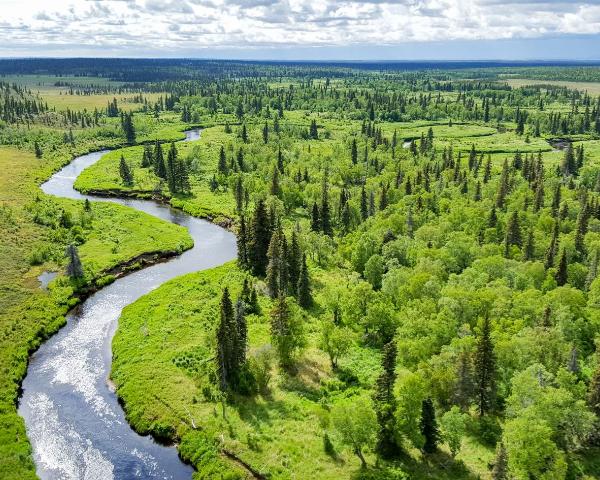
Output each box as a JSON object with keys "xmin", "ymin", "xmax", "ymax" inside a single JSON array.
[{"xmin": 0, "ymin": 118, "xmax": 196, "ymax": 480}]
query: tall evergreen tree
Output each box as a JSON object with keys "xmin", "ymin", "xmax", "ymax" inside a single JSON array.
[
  {"xmin": 555, "ymin": 248, "xmax": 569, "ymax": 286},
  {"xmin": 373, "ymin": 340, "xmax": 399, "ymax": 458},
  {"xmin": 237, "ymin": 214, "xmax": 249, "ymax": 270},
  {"xmin": 351, "ymin": 138, "xmax": 358, "ymax": 164},
  {"xmin": 249, "ymin": 199, "xmax": 271, "ymax": 276},
  {"xmin": 153, "ymin": 140, "xmax": 166, "ymax": 179},
  {"xmin": 360, "ymin": 186, "xmax": 368, "ymax": 221},
  {"xmin": 420, "ymin": 398, "xmax": 440, "ymax": 454},
  {"xmin": 270, "ymin": 164, "xmax": 281, "ymax": 198},
  {"xmin": 544, "ymin": 220, "xmax": 560, "ymax": 270},
  {"xmin": 288, "ymin": 231, "xmax": 302, "ymax": 295},
  {"xmin": 297, "ymin": 254, "xmax": 312, "ymax": 309},
  {"xmin": 119, "ymin": 154, "xmax": 134, "ymax": 186},
  {"xmin": 218, "ymin": 145, "xmax": 228, "ymax": 175},
  {"xmin": 310, "ymin": 202, "xmax": 321, "ymax": 232},
  {"xmin": 216, "ymin": 287, "xmax": 238, "ymax": 392},
  {"xmin": 121, "ymin": 112, "xmax": 136, "ymax": 144},
  {"xmin": 321, "ymin": 175, "xmax": 332, "ymax": 236},
  {"xmin": 266, "ymin": 228, "xmax": 286, "ymax": 298},
  {"xmin": 474, "ymin": 316, "xmax": 496, "ymax": 416}
]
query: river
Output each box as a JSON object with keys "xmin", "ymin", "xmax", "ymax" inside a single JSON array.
[{"xmin": 19, "ymin": 129, "xmax": 237, "ymax": 479}]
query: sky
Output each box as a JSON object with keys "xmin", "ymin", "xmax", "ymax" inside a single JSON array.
[{"xmin": 1, "ymin": 0, "xmax": 600, "ymax": 60}]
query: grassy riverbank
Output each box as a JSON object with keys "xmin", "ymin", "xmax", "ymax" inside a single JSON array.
[{"xmin": 0, "ymin": 116, "xmax": 194, "ymax": 479}]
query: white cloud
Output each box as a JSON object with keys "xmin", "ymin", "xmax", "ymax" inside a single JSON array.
[{"xmin": 0, "ymin": 0, "xmax": 598, "ymax": 55}]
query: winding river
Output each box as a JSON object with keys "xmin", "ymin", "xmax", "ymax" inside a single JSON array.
[{"xmin": 19, "ymin": 129, "xmax": 237, "ymax": 479}]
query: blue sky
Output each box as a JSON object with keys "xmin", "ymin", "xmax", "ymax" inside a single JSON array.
[{"xmin": 1, "ymin": 0, "xmax": 599, "ymax": 60}]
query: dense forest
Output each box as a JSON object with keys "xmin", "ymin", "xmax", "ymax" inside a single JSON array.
[{"xmin": 3, "ymin": 59, "xmax": 600, "ymax": 479}]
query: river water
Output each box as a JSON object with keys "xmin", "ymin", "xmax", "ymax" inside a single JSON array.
[{"xmin": 19, "ymin": 129, "xmax": 237, "ymax": 479}]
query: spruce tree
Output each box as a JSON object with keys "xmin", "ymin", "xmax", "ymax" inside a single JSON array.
[
  {"xmin": 216, "ymin": 287, "xmax": 237, "ymax": 392},
  {"xmin": 474, "ymin": 316, "xmax": 496, "ymax": 416},
  {"xmin": 153, "ymin": 140, "xmax": 166, "ymax": 179},
  {"xmin": 373, "ymin": 340, "xmax": 399, "ymax": 458},
  {"xmin": 237, "ymin": 215, "xmax": 249, "ymax": 269},
  {"xmin": 544, "ymin": 220, "xmax": 560, "ymax": 270},
  {"xmin": 310, "ymin": 202, "xmax": 320, "ymax": 232},
  {"xmin": 249, "ymin": 199, "xmax": 271, "ymax": 276},
  {"xmin": 288, "ymin": 231, "xmax": 302, "ymax": 294},
  {"xmin": 266, "ymin": 229, "xmax": 285, "ymax": 298},
  {"xmin": 218, "ymin": 145, "xmax": 228, "ymax": 174},
  {"xmin": 121, "ymin": 112, "xmax": 136, "ymax": 144},
  {"xmin": 351, "ymin": 138, "xmax": 358, "ymax": 164},
  {"xmin": 119, "ymin": 154, "xmax": 134, "ymax": 186},
  {"xmin": 420, "ymin": 398, "xmax": 440, "ymax": 454},
  {"xmin": 297, "ymin": 254, "xmax": 312, "ymax": 309},
  {"xmin": 270, "ymin": 164, "xmax": 281, "ymax": 198},
  {"xmin": 360, "ymin": 186, "xmax": 368, "ymax": 221},
  {"xmin": 555, "ymin": 248, "xmax": 568, "ymax": 286},
  {"xmin": 321, "ymin": 177, "xmax": 332, "ymax": 236},
  {"xmin": 523, "ymin": 229, "xmax": 535, "ymax": 261},
  {"xmin": 166, "ymin": 142, "xmax": 178, "ymax": 193},
  {"xmin": 574, "ymin": 202, "xmax": 589, "ymax": 256}
]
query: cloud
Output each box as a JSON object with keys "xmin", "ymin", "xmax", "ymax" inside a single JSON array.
[{"xmin": 0, "ymin": 0, "xmax": 599, "ymax": 58}]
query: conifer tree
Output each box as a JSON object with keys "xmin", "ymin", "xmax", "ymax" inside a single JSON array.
[
  {"xmin": 266, "ymin": 229, "xmax": 285, "ymax": 298},
  {"xmin": 310, "ymin": 119, "xmax": 318, "ymax": 139},
  {"xmin": 351, "ymin": 138, "xmax": 358, "ymax": 164},
  {"xmin": 297, "ymin": 254, "xmax": 312, "ymax": 308},
  {"xmin": 141, "ymin": 144, "xmax": 153, "ymax": 168},
  {"xmin": 503, "ymin": 211, "xmax": 522, "ymax": 256},
  {"xmin": 551, "ymin": 184, "xmax": 561, "ymax": 217},
  {"xmin": 321, "ymin": 181, "xmax": 332, "ymax": 237},
  {"xmin": 495, "ymin": 159, "xmax": 509, "ymax": 209},
  {"xmin": 420, "ymin": 398, "xmax": 440, "ymax": 454},
  {"xmin": 249, "ymin": 199, "xmax": 271, "ymax": 276},
  {"xmin": 360, "ymin": 186, "xmax": 368, "ymax": 221},
  {"xmin": 65, "ymin": 244, "xmax": 83, "ymax": 279},
  {"xmin": 263, "ymin": 121, "xmax": 269, "ymax": 144},
  {"xmin": 216, "ymin": 287, "xmax": 237, "ymax": 392},
  {"xmin": 544, "ymin": 220, "xmax": 560, "ymax": 270},
  {"xmin": 555, "ymin": 248, "xmax": 568, "ymax": 286},
  {"xmin": 218, "ymin": 145, "xmax": 228, "ymax": 175},
  {"xmin": 270, "ymin": 164, "xmax": 281, "ymax": 198},
  {"xmin": 119, "ymin": 154, "xmax": 134, "ymax": 186},
  {"xmin": 288, "ymin": 231, "xmax": 302, "ymax": 295},
  {"xmin": 153, "ymin": 140, "xmax": 166, "ymax": 179},
  {"xmin": 121, "ymin": 112, "xmax": 136, "ymax": 144},
  {"xmin": 574, "ymin": 202, "xmax": 589, "ymax": 256},
  {"xmin": 523, "ymin": 229, "xmax": 535, "ymax": 261},
  {"xmin": 237, "ymin": 215, "xmax": 249, "ymax": 269},
  {"xmin": 311, "ymin": 202, "xmax": 321, "ymax": 232},
  {"xmin": 241, "ymin": 123, "xmax": 248, "ymax": 143},
  {"xmin": 166, "ymin": 142, "xmax": 178, "ymax": 193},
  {"xmin": 474, "ymin": 316, "xmax": 496, "ymax": 416},
  {"xmin": 561, "ymin": 143, "xmax": 576, "ymax": 176},
  {"xmin": 373, "ymin": 340, "xmax": 399, "ymax": 458}
]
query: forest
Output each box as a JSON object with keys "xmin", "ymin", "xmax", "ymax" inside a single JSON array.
[{"xmin": 2, "ymin": 59, "xmax": 600, "ymax": 479}]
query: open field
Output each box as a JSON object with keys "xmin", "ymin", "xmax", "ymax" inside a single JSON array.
[{"xmin": 504, "ymin": 78, "xmax": 600, "ymax": 95}]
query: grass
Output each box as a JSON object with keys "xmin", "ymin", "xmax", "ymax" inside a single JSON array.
[
  {"xmin": 0, "ymin": 119, "xmax": 194, "ymax": 479},
  {"xmin": 504, "ymin": 78, "xmax": 600, "ymax": 95}
]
